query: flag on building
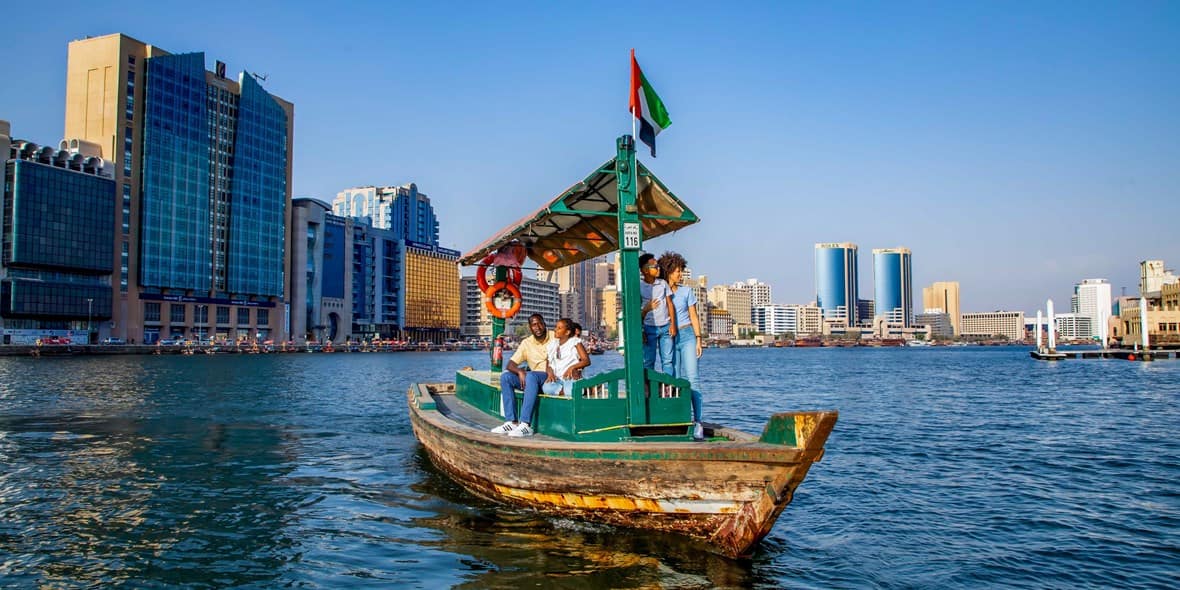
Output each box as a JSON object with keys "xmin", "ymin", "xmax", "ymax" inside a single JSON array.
[{"xmin": 629, "ymin": 50, "xmax": 671, "ymax": 157}]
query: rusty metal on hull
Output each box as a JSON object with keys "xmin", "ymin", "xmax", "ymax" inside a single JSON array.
[{"xmin": 408, "ymin": 384, "xmax": 837, "ymax": 557}]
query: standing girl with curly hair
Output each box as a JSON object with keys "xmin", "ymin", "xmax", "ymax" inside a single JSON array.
[{"xmin": 658, "ymin": 251, "xmax": 706, "ymax": 440}]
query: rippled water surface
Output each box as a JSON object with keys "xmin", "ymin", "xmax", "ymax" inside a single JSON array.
[{"xmin": 1, "ymin": 349, "xmax": 1176, "ymax": 588}]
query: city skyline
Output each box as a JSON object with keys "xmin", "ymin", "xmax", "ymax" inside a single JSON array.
[{"xmin": 2, "ymin": 3, "xmax": 1177, "ymax": 316}]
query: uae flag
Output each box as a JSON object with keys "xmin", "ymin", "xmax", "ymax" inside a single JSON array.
[{"xmin": 629, "ymin": 50, "xmax": 671, "ymax": 157}]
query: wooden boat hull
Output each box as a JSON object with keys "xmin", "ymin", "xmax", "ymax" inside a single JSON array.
[{"xmin": 408, "ymin": 383, "xmax": 836, "ymax": 557}]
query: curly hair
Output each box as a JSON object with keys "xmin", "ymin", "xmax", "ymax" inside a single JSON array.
[{"xmin": 658, "ymin": 251, "xmax": 687, "ymax": 277}]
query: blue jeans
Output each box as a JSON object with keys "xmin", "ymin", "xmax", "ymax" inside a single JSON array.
[
  {"xmin": 499, "ymin": 370, "xmax": 547, "ymax": 423},
  {"xmin": 643, "ymin": 323, "xmax": 675, "ymax": 374},
  {"xmin": 673, "ymin": 326, "xmax": 702, "ymax": 422},
  {"xmin": 542, "ymin": 379, "xmax": 576, "ymax": 396}
]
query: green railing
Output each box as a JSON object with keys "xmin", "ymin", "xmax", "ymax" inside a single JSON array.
[{"xmin": 455, "ymin": 368, "xmax": 695, "ymax": 442}]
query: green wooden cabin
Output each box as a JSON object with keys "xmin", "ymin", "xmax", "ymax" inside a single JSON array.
[{"xmin": 457, "ymin": 136, "xmax": 701, "ymax": 442}]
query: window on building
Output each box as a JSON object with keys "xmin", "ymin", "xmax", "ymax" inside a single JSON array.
[
  {"xmin": 128, "ymin": 55, "xmax": 135, "ymax": 65},
  {"xmin": 144, "ymin": 302, "xmax": 161, "ymax": 322},
  {"xmin": 120, "ymin": 242, "xmax": 129, "ymax": 292},
  {"xmin": 257, "ymin": 309, "xmax": 269, "ymax": 326},
  {"xmin": 217, "ymin": 306, "xmax": 230, "ymax": 325},
  {"xmin": 170, "ymin": 304, "xmax": 186, "ymax": 324},
  {"xmin": 237, "ymin": 308, "xmax": 250, "ymax": 325}
]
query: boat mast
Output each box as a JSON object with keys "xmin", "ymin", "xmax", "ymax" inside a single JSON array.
[{"xmin": 615, "ymin": 135, "xmax": 648, "ymax": 424}]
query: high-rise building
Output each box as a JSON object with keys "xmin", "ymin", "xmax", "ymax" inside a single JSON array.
[
  {"xmin": 1072, "ymin": 278, "xmax": 1112, "ymax": 341},
  {"xmin": 734, "ymin": 278, "xmax": 771, "ymax": 308},
  {"xmin": 2, "ymin": 124, "xmax": 117, "ymax": 344},
  {"xmin": 65, "ymin": 33, "xmax": 294, "ymax": 344},
  {"xmin": 332, "ymin": 183, "xmax": 438, "ymax": 243},
  {"xmin": 814, "ymin": 242, "xmax": 858, "ymax": 326},
  {"xmin": 922, "ymin": 281, "xmax": 961, "ymax": 336},
  {"xmin": 872, "ymin": 247, "xmax": 912, "ymax": 327}
]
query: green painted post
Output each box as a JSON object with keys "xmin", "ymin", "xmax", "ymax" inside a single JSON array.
[
  {"xmin": 614, "ymin": 135, "xmax": 648, "ymax": 426},
  {"xmin": 489, "ymin": 265, "xmax": 508, "ymax": 372}
]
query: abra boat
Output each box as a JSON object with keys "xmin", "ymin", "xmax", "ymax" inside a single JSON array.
[{"xmin": 407, "ymin": 136, "xmax": 837, "ymax": 557}]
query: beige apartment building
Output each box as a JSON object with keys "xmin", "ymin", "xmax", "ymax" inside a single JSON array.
[
  {"xmin": 960, "ymin": 311, "xmax": 1024, "ymax": 341},
  {"xmin": 1118, "ymin": 283, "xmax": 1180, "ymax": 346},
  {"xmin": 923, "ymin": 281, "xmax": 961, "ymax": 336},
  {"xmin": 64, "ymin": 33, "xmax": 294, "ymax": 343}
]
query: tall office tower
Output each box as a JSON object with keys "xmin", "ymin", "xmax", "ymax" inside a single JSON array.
[
  {"xmin": 922, "ymin": 281, "xmax": 961, "ymax": 336},
  {"xmin": 332, "ymin": 183, "xmax": 438, "ymax": 244},
  {"xmin": 1139, "ymin": 260, "xmax": 1178, "ymax": 296},
  {"xmin": 1, "ymin": 124, "xmax": 117, "ymax": 345},
  {"xmin": 872, "ymin": 247, "xmax": 912, "ymax": 327},
  {"xmin": 814, "ymin": 242, "xmax": 859, "ymax": 326},
  {"xmin": 1073, "ymin": 278, "xmax": 1112, "ymax": 341},
  {"xmin": 65, "ymin": 33, "xmax": 294, "ymax": 344}
]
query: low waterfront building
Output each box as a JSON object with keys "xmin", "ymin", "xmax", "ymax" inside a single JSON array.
[
  {"xmin": 914, "ymin": 312, "xmax": 954, "ymax": 339},
  {"xmin": 1118, "ymin": 285, "xmax": 1180, "ymax": 347},
  {"xmin": 1054, "ymin": 313, "xmax": 1093, "ymax": 341},
  {"xmin": 706, "ymin": 306, "xmax": 733, "ymax": 340},
  {"xmin": 1, "ymin": 123, "xmax": 116, "ymax": 345},
  {"xmin": 960, "ymin": 311, "xmax": 1025, "ymax": 341},
  {"xmin": 795, "ymin": 305, "xmax": 822, "ymax": 336},
  {"xmin": 752, "ymin": 304, "xmax": 798, "ymax": 336}
]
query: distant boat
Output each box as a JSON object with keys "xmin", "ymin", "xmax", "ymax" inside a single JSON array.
[
  {"xmin": 793, "ymin": 338, "xmax": 822, "ymax": 347},
  {"xmin": 905, "ymin": 340, "xmax": 931, "ymax": 347}
]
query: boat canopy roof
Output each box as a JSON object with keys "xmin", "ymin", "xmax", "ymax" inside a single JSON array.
[{"xmin": 459, "ymin": 158, "xmax": 698, "ymax": 271}]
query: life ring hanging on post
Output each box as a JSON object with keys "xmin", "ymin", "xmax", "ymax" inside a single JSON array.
[
  {"xmin": 485, "ymin": 281, "xmax": 523, "ymax": 319},
  {"xmin": 476, "ymin": 255, "xmax": 522, "ymax": 294}
]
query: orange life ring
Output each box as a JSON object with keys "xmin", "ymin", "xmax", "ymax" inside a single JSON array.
[
  {"xmin": 476, "ymin": 255, "xmax": 522, "ymax": 293},
  {"xmin": 485, "ymin": 281, "xmax": 523, "ymax": 319}
]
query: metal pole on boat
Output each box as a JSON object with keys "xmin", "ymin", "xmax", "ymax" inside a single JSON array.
[
  {"xmin": 489, "ymin": 265, "xmax": 508, "ymax": 372},
  {"xmin": 615, "ymin": 134, "xmax": 648, "ymax": 425}
]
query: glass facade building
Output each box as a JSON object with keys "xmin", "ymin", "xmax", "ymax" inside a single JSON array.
[
  {"xmin": 141, "ymin": 52, "xmax": 287, "ymax": 297},
  {"xmin": 814, "ymin": 242, "xmax": 859, "ymax": 324},
  {"xmin": 873, "ymin": 247, "xmax": 912, "ymax": 327},
  {"xmin": 141, "ymin": 53, "xmax": 211, "ymax": 291},
  {"xmin": 332, "ymin": 183, "xmax": 439, "ymax": 244},
  {"xmin": 1, "ymin": 155, "xmax": 115, "ymax": 341}
]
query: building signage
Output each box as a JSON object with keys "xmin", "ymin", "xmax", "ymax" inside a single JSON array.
[
  {"xmin": 405, "ymin": 240, "xmax": 460, "ymax": 257},
  {"xmin": 622, "ymin": 222, "xmax": 641, "ymax": 250},
  {"xmin": 139, "ymin": 293, "xmax": 276, "ymax": 308}
]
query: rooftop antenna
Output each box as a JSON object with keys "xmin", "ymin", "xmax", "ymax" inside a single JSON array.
[{"xmin": 252, "ymin": 72, "xmax": 269, "ymax": 82}]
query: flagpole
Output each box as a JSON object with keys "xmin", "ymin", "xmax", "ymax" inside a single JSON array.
[{"xmin": 630, "ymin": 49, "xmax": 637, "ymax": 142}]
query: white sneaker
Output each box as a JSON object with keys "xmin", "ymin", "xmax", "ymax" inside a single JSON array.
[
  {"xmin": 508, "ymin": 423, "xmax": 534, "ymax": 437},
  {"xmin": 692, "ymin": 422, "xmax": 705, "ymax": 441},
  {"xmin": 490, "ymin": 421, "xmax": 516, "ymax": 434}
]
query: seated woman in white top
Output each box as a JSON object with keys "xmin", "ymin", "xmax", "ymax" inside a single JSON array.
[{"xmin": 542, "ymin": 318, "xmax": 591, "ymax": 396}]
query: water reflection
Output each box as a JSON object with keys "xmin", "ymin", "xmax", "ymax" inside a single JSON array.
[{"xmin": 404, "ymin": 449, "xmax": 764, "ymax": 589}]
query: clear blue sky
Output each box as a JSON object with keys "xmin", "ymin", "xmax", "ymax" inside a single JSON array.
[{"xmin": 3, "ymin": 1, "xmax": 1177, "ymax": 315}]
